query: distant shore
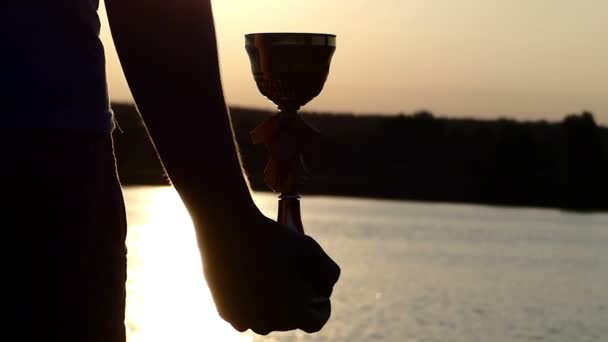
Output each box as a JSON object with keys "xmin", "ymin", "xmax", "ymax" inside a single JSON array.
[{"xmin": 111, "ymin": 103, "xmax": 608, "ymax": 212}]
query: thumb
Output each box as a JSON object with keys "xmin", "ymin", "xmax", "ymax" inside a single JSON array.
[{"xmin": 299, "ymin": 235, "xmax": 341, "ymax": 297}]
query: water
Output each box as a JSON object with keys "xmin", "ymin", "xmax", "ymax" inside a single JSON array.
[{"xmin": 123, "ymin": 186, "xmax": 608, "ymax": 342}]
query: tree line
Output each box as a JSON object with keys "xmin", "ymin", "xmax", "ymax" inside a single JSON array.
[{"xmin": 111, "ymin": 103, "xmax": 608, "ymax": 211}]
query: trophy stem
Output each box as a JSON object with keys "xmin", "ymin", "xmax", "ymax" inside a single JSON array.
[
  {"xmin": 277, "ymin": 109, "xmax": 299, "ymax": 127},
  {"xmin": 277, "ymin": 193, "xmax": 304, "ymax": 233}
]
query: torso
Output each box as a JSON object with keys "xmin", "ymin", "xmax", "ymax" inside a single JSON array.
[{"xmin": 1, "ymin": 1, "xmax": 113, "ymax": 131}]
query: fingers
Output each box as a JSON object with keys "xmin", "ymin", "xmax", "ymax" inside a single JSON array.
[
  {"xmin": 246, "ymin": 298, "xmax": 299, "ymax": 335},
  {"xmin": 230, "ymin": 321, "xmax": 248, "ymax": 333},
  {"xmin": 300, "ymin": 296, "xmax": 331, "ymax": 333},
  {"xmin": 214, "ymin": 231, "xmax": 341, "ymax": 336},
  {"xmin": 282, "ymin": 236, "xmax": 338, "ymax": 334},
  {"xmin": 247, "ymin": 290, "xmax": 332, "ymax": 335},
  {"xmin": 300, "ymin": 235, "xmax": 341, "ymax": 297}
]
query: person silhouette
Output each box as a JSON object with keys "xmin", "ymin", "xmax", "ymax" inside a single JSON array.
[{"xmin": 2, "ymin": 0, "xmax": 340, "ymax": 340}]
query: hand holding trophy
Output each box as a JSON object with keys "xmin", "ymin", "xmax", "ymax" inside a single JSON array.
[
  {"xmin": 210, "ymin": 33, "xmax": 339, "ymax": 336},
  {"xmin": 245, "ymin": 33, "xmax": 336, "ymax": 233}
]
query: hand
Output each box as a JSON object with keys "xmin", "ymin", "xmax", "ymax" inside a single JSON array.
[{"xmin": 199, "ymin": 213, "xmax": 340, "ymax": 335}]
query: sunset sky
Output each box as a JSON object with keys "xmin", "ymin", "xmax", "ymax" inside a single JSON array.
[{"xmin": 99, "ymin": 0, "xmax": 607, "ymax": 124}]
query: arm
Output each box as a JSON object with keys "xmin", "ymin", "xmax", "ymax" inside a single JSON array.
[
  {"xmin": 104, "ymin": 0, "xmax": 255, "ymax": 235},
  {"xmin": 104, "ymin": 0, "xmax": 339, "ymax": 335}
]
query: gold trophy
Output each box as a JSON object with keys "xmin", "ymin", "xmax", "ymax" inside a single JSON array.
[{"xmin": 245, "ymin": 32, "xmax": 336, "ymax": 233}]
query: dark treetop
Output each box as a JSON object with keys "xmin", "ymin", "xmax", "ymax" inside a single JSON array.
[{"xmin": 111, "ymin": 103, "xmax": 608, "ymax": 212}]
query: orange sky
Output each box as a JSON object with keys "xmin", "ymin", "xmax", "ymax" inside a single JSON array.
[{"xmin": 100, "ymin": 0, "xmax": 608, "ymax": 124}]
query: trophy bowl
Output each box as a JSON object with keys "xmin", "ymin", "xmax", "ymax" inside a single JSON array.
[{"xmin": 245, "ymin": 33, "xmax": 336, "ymax": 112}]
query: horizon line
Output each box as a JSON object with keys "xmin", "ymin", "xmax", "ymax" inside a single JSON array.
[{"xmin": 109, "ymin": 101, "xmax": 603, "ymax": 126}]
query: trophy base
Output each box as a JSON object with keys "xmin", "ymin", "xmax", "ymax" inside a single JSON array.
[{"xmin": 277, "ymin": 193, "xmax": 304, "ymax": 233}]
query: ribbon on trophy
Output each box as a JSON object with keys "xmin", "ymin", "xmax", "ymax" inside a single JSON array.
[{"xmin": 251, "ymin": 111, "xmax": 320, "ymax": 194}]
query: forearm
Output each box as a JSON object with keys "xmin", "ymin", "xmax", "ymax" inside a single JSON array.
[{"xmin": 105, "ymin": 0, "xmax": 258, "ymax": 232}]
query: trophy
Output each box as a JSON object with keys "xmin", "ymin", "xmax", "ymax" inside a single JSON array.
[{"xmin": 245, "ymin": 32, "xmax": 336, "ymax": 233}]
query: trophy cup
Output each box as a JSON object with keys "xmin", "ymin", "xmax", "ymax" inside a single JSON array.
[{"xmin": 245, "ymin": 32, "xmax": 336, "ymax": 233}]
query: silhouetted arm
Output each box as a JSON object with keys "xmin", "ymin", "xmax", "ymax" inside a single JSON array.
[
  {"xmin": 105, "ymin": 0, "xmax": 340, "ymax": 335},
  {"xmin": 105, "ymin": 0, "xmax": 256, "ymax": 234}
]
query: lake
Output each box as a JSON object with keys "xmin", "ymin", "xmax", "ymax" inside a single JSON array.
[{"xmin": 123, "ymin": 186, "xmax": 608, "ymax": 342}]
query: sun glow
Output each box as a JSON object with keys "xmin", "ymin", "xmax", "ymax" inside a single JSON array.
[{"xmin": 101, "ymin": 0, "xmax": 608, "ymax": 123}]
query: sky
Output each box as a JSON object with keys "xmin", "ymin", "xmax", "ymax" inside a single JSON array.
[{"xmin": 99, "ymin": 0, "xmax": 608, "ymax": 124}]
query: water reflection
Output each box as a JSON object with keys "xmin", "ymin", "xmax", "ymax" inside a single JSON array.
[
  {"xmin": 123, "ymin": 186, "xmax": 257, "ymax": 342},
  {"xmin": 124, "ymin": 186, "xmax": 608, "ymax": 342}
]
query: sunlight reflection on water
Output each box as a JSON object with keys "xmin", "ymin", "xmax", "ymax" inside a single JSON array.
[
  {"xmin": 124, "ymin": 186, "xmax": 258, "ymax": 342},
  {"xmin": 123, "ymin": 186, "xmax": 608, "ymax": 342}
]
